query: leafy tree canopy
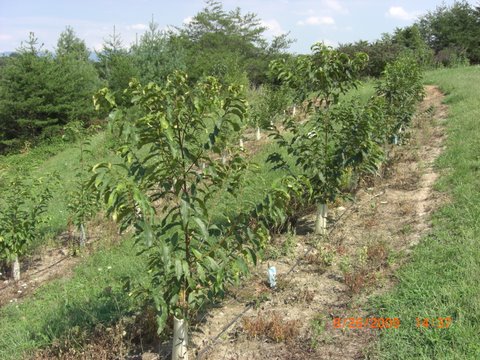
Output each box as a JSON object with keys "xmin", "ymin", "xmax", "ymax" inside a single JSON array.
[
  {"xmin": 417, "ymin": 0, "xmax": 480, "ymax": 64},
  {"xmin": 177, "ymin": 0, "xmax": 294, "ymax": 85}
]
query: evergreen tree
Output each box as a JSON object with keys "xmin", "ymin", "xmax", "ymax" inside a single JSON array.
[
  {"xmin": 0, "ymin": 31, "xmax": 100, "ymax": 152},
  {"xmin": 96, "ymin": 27, "xmax": 138, "ymax": 102},
  {"xmin": 0, "ymin": 33, "xmax": 57, "ymax": 150},
  {"xmin": 56, "ymin": 26, "xmax": 90, "ymax": 61},
  {"xmin": 131, "ymin": 19, "xmax": 186, "ymax": 84}
]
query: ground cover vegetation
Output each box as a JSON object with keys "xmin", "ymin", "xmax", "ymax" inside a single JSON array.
[
  {"xmin": 371, "ymin": 66, "xmax": 480, "ymax": 359},
  {"xmin": 0, "ymin": 0, "xmax": 478, "ymax": 358}
]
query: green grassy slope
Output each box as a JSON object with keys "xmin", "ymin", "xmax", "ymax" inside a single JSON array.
[{"xmin": 372, "ymin": 66, "xmax": 480, "ymax": 359}]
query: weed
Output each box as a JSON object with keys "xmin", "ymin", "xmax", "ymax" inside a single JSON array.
[
  {"xmin": 343, "ymin": 268, "xmax": 375, "ymax": 294},
  {"xmin": 367, "ymin": 241, "xmax": 390, "ymax": 269},
  {"xmin": 341, "ymin": 239, "xmax": 390, "ymax": 294},
  {"xmin": 305, "ymin": 245, "xmax": 336, "ymax": 272},
  {"xmin": 309, "ymin": 314, "xmax": 326, "ymax": 350},
  {"xmin": 398, "ymin": 200, "xmax": 416, "ymax": 216},
  {"xmin": 399, "ymin": 224, "xmax": 413, "ymax": 235},
  {"xmin": 281, "ymin": 229, "xmax": 297, "ymax": 258},
  {"xmin": 241, "ymin": 311, "xmax": 300, "ymax": 343}
]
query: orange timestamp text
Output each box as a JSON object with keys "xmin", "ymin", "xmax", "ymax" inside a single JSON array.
[
  {"xmin": 333, "ymin": 317, "xmax": 400, "ymax": 329},
  {"xmin": 416, "ymin": 317, "xmax": 452, "ymax": 329}
]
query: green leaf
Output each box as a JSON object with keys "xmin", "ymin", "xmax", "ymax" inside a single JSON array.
[
  {"xmin": 174, "ymin": 259, "xmax": 183, "ymax": 280},
  {"xmin": 193, "ymin": 217, "xmax": 208, "ymax": 239},
  {"xmin": 180, "ymin": 199, "xmax": 190, "ymax": 227}
]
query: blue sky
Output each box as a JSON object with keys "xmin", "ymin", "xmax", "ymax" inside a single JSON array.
[{"xmin": 0, "ymin": 0, "xmax": 475, "ymax": 54}]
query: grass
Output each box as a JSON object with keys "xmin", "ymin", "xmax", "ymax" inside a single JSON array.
[
  {"xmin": 0, "ymin": 236, "xmax": 148, "ymax": 359},
  {"xmin": 370, "ymin": 66, "xmax": 480, "ymax": 359}
]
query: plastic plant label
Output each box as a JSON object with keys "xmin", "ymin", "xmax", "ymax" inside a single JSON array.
[{"xmin": 268, "ymin": 266, "xmax": 277, "ymax": 288}]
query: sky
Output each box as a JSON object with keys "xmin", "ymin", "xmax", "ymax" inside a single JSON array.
[{"xmin": 0, "ymin": 0, "xmax": 476, "ymax": 54}]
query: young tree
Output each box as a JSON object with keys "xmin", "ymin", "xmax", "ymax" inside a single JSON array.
[
  {"xmin": 63, "ymin": 122, "xmax": 98, "ymax": 248},
  {"xmin": 0, "ymin": 175, "xmax": 52, "ymax": 281},
  {"xmin": 92, "ymin": 71, "xmax": 266, "ymax": 357},
  {"xmin": 269, "ymin": 43, "xmax": 368, "ymax": 235}
]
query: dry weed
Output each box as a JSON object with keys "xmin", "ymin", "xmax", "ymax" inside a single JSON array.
[{"xmin": 242, "ymin": 311, "xmax": 300, "ymax": 343}]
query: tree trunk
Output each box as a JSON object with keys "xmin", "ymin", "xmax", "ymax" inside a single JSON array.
[
  {"xmin": 80, "ymin": 223, "xmax": 86, "ymax": 247},
  {"xmin": 172, "ymin": 316, "xmax": 188, "ymax": 360},
  {"xmin": 256, "ymin": 126, "xmax": 261, "ymax": 141},
  {"xmin": 314, "ymin": 203, "xmax": 328, "ymax": 235},
  {"xmin": 12, "ymin": 255, "xmax": 20, "ymax": 281}
]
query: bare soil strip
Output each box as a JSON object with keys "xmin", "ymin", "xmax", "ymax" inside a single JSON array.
[{"xmin": 190, "ymin": 86, "xmax": 448, "ymax": 360}]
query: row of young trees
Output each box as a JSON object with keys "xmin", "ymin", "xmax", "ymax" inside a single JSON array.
[
  {"xmin": 0, "ymin": 40, "xmax": 424, "ymax": 357},
  {"xmin": 89, "ymin": 43, "xmax": 424, "ymax": 358}
]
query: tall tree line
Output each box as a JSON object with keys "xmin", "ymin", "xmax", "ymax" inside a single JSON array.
[
  {"xmin": 0, "ymin": 0, "xmax": 293, "ymax": 153},
  {"xmin": 338, "ymin": 0, "xmax": 480, "ymax": 77},
  {"xmin": 1, "ymin": 0, "xmax": 479, "ymax": 153}
]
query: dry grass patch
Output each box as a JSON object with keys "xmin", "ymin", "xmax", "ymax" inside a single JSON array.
[{"xmin": 241, "ymin": 311, "xmax": 300, "ymax": 343}]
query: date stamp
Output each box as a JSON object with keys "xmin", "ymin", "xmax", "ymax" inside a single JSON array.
[{"xmin": 333, "ymin": 317, "xmax": 400, "ymax": 329}]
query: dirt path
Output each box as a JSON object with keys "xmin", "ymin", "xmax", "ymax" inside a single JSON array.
[{"xmin": 189, "ymin": 85, "xmax": 448, "ymax": 360}]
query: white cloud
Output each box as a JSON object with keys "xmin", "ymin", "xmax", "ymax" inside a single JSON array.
[
  {"xmin": 183, "ymin": 16, "xmax": 193, "ymax": 24},
  {"xmin": 322, "ymin": 0, "xmax": 348, "ymax": 14},
  {"xmin": 127, "ymin": 23, "xmax": 148, "ymax": 31},
  {"xmin": 261, "ymin": 19, "xmax": 285, "ymax": 37},
  {"xmin": 386, "ymin": 6, "xmax": 417, "ymax": 21},
  {"xmin": 298, "ymin": 16, "xmax": 335, "ymax": 26}
]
